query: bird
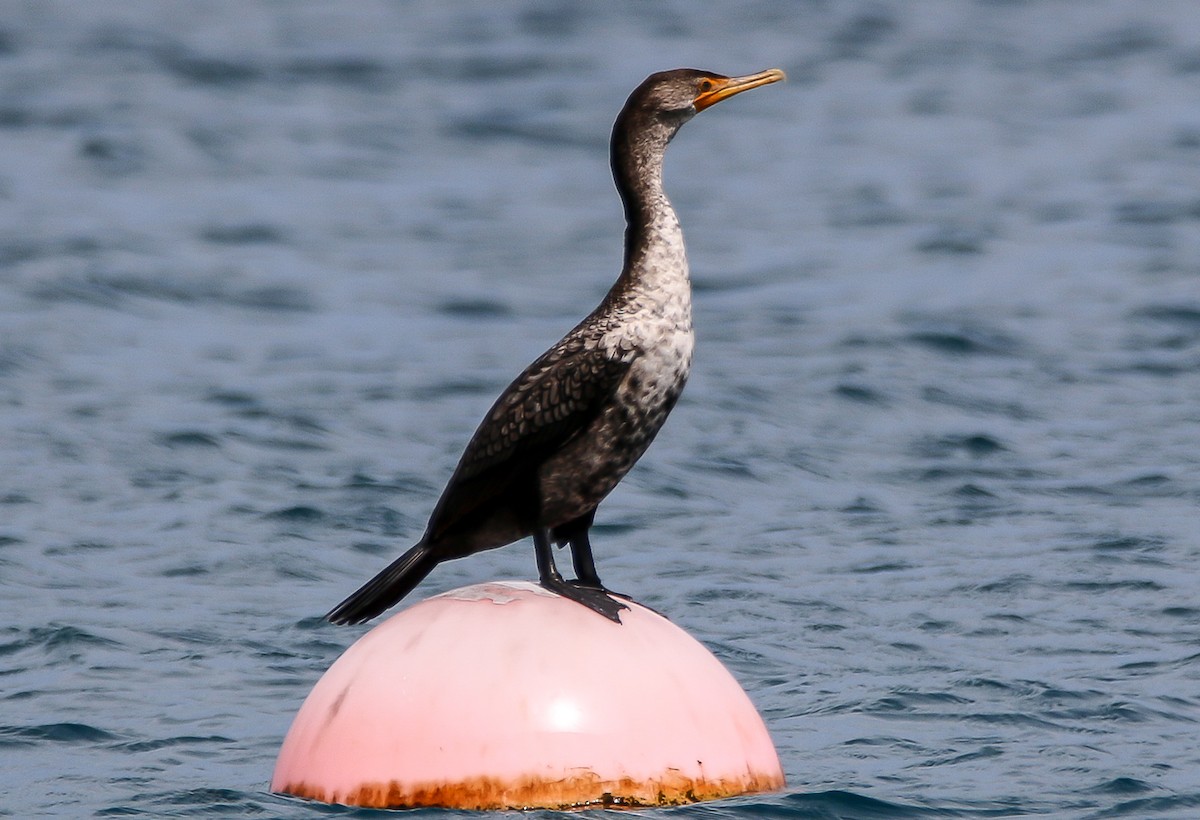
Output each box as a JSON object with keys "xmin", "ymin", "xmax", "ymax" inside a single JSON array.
[{"xmin": 326, "ymin": 67, "xmax": 785, "ymax": 626}]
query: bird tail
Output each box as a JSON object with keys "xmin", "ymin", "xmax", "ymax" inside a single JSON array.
[{"xmin": 325, "ymin": 543, "xmax": 440, "ymax": 625}]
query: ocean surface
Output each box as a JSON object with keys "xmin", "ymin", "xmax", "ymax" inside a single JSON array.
[{"xmin": 2, "ymin": 2, "xmax": 1199, "ymax": 817}]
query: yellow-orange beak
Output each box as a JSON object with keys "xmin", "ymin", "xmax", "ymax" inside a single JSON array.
[{"xmin": 693, "ymin": 68, "xmax": 786, "ymax": 112}]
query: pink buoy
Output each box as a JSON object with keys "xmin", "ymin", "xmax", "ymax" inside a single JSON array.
[{"xmin": 272, "ymin": 581, "xmax": 784, "ymax": 809}]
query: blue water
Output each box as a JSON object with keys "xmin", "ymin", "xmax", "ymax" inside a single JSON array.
[{"xmin": 2, "ymin": 2, "xmax": 1199, "ymax": 817}]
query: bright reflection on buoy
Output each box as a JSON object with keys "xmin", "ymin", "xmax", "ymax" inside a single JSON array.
[{"xmin": 545, "ymin": 696, "xmax": 584, "ymax": 732}]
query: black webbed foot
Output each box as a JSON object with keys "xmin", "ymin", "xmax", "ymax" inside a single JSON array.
[
  {"xmin": 568, "ymin": 577, "xmax": 631, "ymax": 600},
  {"xmin": 596, "ymin": 586, "xmax": 666, "ymax": 618},
  {"xmin": 535, "ymin": 527, "xmax": 626, "ymax": 623},
  {"xmin": 541, "ymin": 575, "xmax": 628, "ymax": 623}
]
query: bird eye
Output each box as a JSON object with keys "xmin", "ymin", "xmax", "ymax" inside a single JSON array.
[{"xmin": 698, "ymin": 79, "xmax": 714, "ymax": 93}]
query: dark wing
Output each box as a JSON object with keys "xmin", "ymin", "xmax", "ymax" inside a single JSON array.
[{"xmin": 424, "ymin": 335, "xmax": 631, "ymax": 544}]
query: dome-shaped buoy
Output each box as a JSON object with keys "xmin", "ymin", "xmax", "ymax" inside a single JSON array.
[{"xmin": 272, "ymin": 581, "xmax": 784, "ymax": 810}]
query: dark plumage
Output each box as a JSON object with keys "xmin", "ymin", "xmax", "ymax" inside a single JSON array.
[{"xmin": 326, "ymin": 67, "xmax": 784, "ymax": 626}]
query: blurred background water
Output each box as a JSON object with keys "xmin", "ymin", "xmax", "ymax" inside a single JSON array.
[{"xmin": 2, "ymin": 1, "xmax": 1199, "ymax": 817}]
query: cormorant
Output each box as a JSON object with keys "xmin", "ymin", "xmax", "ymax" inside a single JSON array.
[{"xmin": 327, "ymin": 68, "xmax": 785, "ymax": 625}]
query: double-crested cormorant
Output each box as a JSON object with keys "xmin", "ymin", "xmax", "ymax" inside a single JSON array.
[{"xmin": 327, "ymin": 68, "xmax": 785, "ymax": 626}]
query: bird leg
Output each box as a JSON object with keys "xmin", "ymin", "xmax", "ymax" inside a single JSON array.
[
  {"xmin": 552, "ymin": 518, "xmax": 638, "ymax": 606},
  {"xmin": 568, "ymin": 528, "xmax": 620, "ymax": 591},
  {"xmin": 564, "ymin": 522, "xmax": 602, "ymax": 588},
  {"xmin": 552, "ymin": 512, "xmax": 614, "ymax": 590},
  {"xmin": 535, "ymin": 528, "xmax": 626, "ymax": 623}
]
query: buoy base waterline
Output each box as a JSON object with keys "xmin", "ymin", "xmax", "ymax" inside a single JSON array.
[
  {"xmin": 272, "ymin": 581, "xmax": 784, "ymax": 810},
  {"xmin": 280, "ymin": 769, "xmax": 785, "ymax": 811}
]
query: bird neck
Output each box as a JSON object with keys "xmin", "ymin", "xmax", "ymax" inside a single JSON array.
[{"xmin": 610, "ymin": 116, "xmax": 689, "ymax": 294}]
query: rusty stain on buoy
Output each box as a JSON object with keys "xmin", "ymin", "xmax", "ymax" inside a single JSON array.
[{"xmin": 282, "ymin": 768, "xmax": 784, "ymax": 811}]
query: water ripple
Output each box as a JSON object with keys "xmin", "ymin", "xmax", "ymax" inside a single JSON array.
[{"xmin": 2, "ymin": 3, "xmax": 1199, "ymax": 818}]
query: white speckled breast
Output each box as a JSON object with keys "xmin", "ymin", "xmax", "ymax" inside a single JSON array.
[{"xmin": 602, "ymin": 194, "xmax": 694, "ymax": 387}]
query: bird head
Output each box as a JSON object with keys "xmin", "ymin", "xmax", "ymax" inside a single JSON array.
[
  {"xmin": 613, "ymin": 68, "xmax": 786, "ymax": 157},
  {"xmin": 629, "ymin": 68, "xmax": 786, "ymax": 120}
]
